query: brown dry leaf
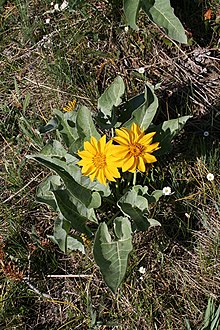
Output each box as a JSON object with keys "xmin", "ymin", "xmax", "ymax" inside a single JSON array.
[{"xmin": 204, "ymin": 8, "xmax": 212, "ymax": 20}]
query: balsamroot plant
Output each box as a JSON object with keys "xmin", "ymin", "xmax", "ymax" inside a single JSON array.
[{"xmin": 28, "ymin": 77, "xmax": 190, "ymax": 292}]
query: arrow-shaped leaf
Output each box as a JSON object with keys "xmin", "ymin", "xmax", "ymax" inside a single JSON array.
[
  {"xmin": 151, "ymin": 115, "xmax": 191, "ymax": 155},
  {"xmin": 124, "ymin": 84, "xmax": 158, "ymax": 130},
  {"xmin": 53, "ymin": 109, "xmax": 79, "ymax": 148},
  {"xmin": 76, "ymin": 105, "xmax": 100, "ymax": 141},
  {"xmin": 27, "ymin": 154, "xmax": 101, "ymax": 209},
  {"xmin": 48, "ymin": 216, "xmax": 85, "ymax": 253},
  {"xmin": 123, "ymin": 0, "xmax": 141, "ymax": 30},
  {"xmin": 118, "ymin": 188, "xmax": 150, "ymax": 231},
  {"xmin": 93, "ymin": 217, "xmax": 132, "ymax": 293},
  {"xmin": 53, "ymin": 189, "xmax": 96, "ymax": 236},
  {"xmin": 141, "ymin": 0, "xmax": 187, "ymax": 44},
  {"xmin": 98, "ymin": 76, "xmax": 125, "ymax": 119}
]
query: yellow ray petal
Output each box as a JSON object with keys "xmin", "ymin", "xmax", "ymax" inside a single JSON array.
[
  {"xmin": 98, "ymin": 135, "xmax": 106, "ymax": 153},
  {"xmin": 104, "ymin": 167, "xmax": 116, "ymax": 182},
  {"xmin": 82, "ymin": 164, "xmax": 96, "ymax": 176},
  {"xmin": 77, "ymin": 159, "xmax": 91, "ymax": 167},
  {"xmin": 144, "ymin": 142, "xmax": 160, "ymax": 153},
  {"xmin": 78, "ymin": 150, "xmax": 94, "ymax": 159},
  {"xmin": 137, "ymin": 156, "xmax": 146, "ymax": 172},
  {"xmin": 89, "ymin": 169, "xmax": 98, "ymax": 182},
  {"xmin": 112, "ymin": 146, "xmax": 129, "ymax": 157},
  {"xmin": 122, "ymin": 156, "xmax": 135, "ymax": 172},
  {"xmin": 128, "ymin": 158, "xmax": 138, "ymax": 172},
  {"xmin": 105, "ymin": 140, "xmax": 113, "ymax": 153},
  {"xmin": 114, "ymin": 136, "xmax": 130, "ymax": 146},
  {"xmin": 115, "ymin": 127, "xmax": 130, "ymax": 141},
  {"xmin": 144, "ymin": 153, "xmax": 157, "ymax": 163},
  {"xmin": 132, "ymin": 122, "xmax": 143, "ymax": 138},
  {"xmin": 90, "ymin": 136, "xmax": 98, "ymax": 150},
  {"xmin": 139, "ymin": 132, "xmax": 156, "ymax": 145},
  {"xmin": 96, "ymin": 169, "xmax": 106, "ymax": 185},
  {"xmin": 84, "ymin": 141, "xmax": 96, "ymax": 154},
  {"xmin": 107, "ymin": 164, "xmax": 121, "ymax": 178}
]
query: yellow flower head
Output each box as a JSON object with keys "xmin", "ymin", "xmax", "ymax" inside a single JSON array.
[
  {"xmin": 77, "ymin": 135, "xmax": 121, "ymax": 185},
  {"xmin": 63, "ymin": 99, "xmax": 76, "ymax": 112},
  {"xmin": 113, "ymin": 123, "xmax": 160, "ymax": 173}
]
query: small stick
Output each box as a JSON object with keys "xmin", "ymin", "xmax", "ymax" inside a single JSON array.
[
  {"xmin": 2, "ymin": 172, "xmax": 43, "ymax": 204},
  {"xmin": 23, "ymin": 77, "xmax": 90, "ymax": 100},
  {"xmin": 23, "ymin": 278, "xmax": 52, "ymax": 299},
  {"xmin": 47, "ymin": 274, "xmax": 91, "ymax": 278}
]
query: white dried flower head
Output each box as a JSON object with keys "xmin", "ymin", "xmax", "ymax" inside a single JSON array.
[
  {"xmin": 124, "ymin": 26, "xmax": 129, "ymax": 33},
  {"xmin": 138, "ymin": 67, "xmax": 145, "ymax": 74},
  {"xmin": 203, "ymin": 131, "xmax": 209, "ymax": 137},
  {"xmin": 138, "ymin": 266, "xmax": 146, "ymax": 275},
  {"xmin": 50, "ymin": 1, "xmax": 54, "ymax": 5},
  {"xmin": 54, "ymin": 3, "xmax": 59, "ymax": 11},
  {"xmin": 206, "ymin": 173, "xmax": 214, "ymax": 181},
  {"xmin": 45, "ymin": 18, "xmax": 50, "ymax": 24},
  {"xmin": 162, "ymin": 186, "xmax": 172, "ymax": 196},
  {"xmin": 60, "ymin": 0, "xmax": 68, "ymax": 10}
]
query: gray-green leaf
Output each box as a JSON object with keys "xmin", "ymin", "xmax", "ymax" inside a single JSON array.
[
  {"xmin": 98, "ymin": 76, "xmax": 125, "ymax": 119},
  {"xmin": 48, "ymin": 217, "xmax": 85, "ymax": 253},
  {"xmin": 123, "ymin": 0, "xmax": 141, "ymax": 30},
  {"xmin": 118, "ymin": 188, "xmax": 150, "ymax": 231},
  {"xmin": 36, "ymin": 175, "xmax": 62, "ymax": 210},
  {"xmin": 27, "ymin": 154, "xmax": 101, "ymax": 209},
  {"xmin": 124, "ymin": 84, "xmax": 158, "ymax": 130},
  {"xmin": 152, "ymin": 115, "xmax": 191, "ymax": 155},
  {"xmin": 93, "ymin": 217, "xmax": 132, "ymax": 293},
  {"xmin": 53, "ymin": 189, "xmax": 95, "ymax": 236},
  {"xmin": 76, "ymin": 105, "xmax": 100, "ymax": 141},
  {"xmin": 141, "ymin": 0, "xmax": 187, "ymax": 44},
  {"xmin": 54, "ymin": 109, "xmax": 78, "ymax": 148}
]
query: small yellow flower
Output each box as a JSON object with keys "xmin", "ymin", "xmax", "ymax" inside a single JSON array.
[
  {"xmin": 113, "ymin": 123, "xmax": 160, "ymax": 173},
  {"xmin": 81, "ymin": 234, "xmax": 91, "ymax": 247},
  {"xmin": 63, "ymin": 99, "xmax": 76, "ymax": 112},
  {"xmin": 77, "ymin": 135, "xmax": 121, "ymax": 185}
]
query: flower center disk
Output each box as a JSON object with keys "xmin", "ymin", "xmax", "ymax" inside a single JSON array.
[
  {"xmin": 129, "ymin": 143, "xmax": 144, "ymax": 157},
  {"xmin": 93, "ymin": 152, "xmax": 106, "ymax": 169}
]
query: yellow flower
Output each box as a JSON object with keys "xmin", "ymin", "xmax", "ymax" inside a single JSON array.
[
  {"xmin": 77, "ymin": 135, "xmax": 121, "ymax": 185},
  {"xmin": 63, "ymin": 99, "xmax": 76, "ymax": 112},
  {"xmin": 113, "ymin": 123, "xmax": 160, "ymax": 173}
]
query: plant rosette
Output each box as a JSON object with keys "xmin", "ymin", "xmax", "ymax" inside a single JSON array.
[{"xmin": 28, "ymin": 76, "xmax": 191, "ymax": 293}]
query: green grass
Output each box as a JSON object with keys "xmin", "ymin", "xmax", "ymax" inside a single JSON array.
[{"xmin": 1, "ymin": 0, "xmax": 220, "ymax": 329}]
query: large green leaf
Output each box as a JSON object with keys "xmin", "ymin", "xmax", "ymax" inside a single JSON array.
[
  {"xmin": 40, "ymin": 140, "xmax": 67, "ymax": 157},
  {"xmin": 123, "ymin": 0, "xmax": 141, "ymax": 30},
  {"xmin": 28, "ymin": 154, "xmax": 101, "ymax": 209},
  {"xmin": 118, "ymin": 188, "xmax": 150, "ymax": 231},
  {"xmin": 152, "ymin": 115, "xmax": 191, "ymax": 155},
  {"xmin": 141, "ymin": 0, "xmax": 187, "ymax": 44},
  {"xmin": 36, "ymin": 175, "xmax": 62, "ymax": 210},
  {"xmin": 93, "ymin": 217, "xmax": 132, "ymax": 293},
  {"xmin": 52, "ymin": 189, "xmax": 95, "ymax": 236},
  {"xmin": 76, "ymin": 105, "xmax": 100, "ymax": 141},
  {"xmin": 133, "ymin": 185, "xmax": 163, "ymax": 203},
  {"xmin": 39, "ymin": 117, "xmax": 58, "ymax": 134},
  {"xmin": 117, "ymin": 92, "xmax": 145, "ymax": 124},
  {"xmin": 124, "ymin": 84, "xmax": 158, "ymax": 130},
  {"xmin": 53, "ymin": 109, "xmax": 78, "ymax": 148},
  {"xmin": 98, "ymin": 76, "xmax": 125, "ymax": 120},
  {"xmin": 48, "ymin": 217, "xmax": 85, "ymax": 253},
  {"xmin": 118, "ymin": 185, "xmax": 162, "ymax": 231}
]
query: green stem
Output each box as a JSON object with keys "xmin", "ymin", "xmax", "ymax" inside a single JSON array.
[
  {"xmin": 133, "ymin": 171, "xmax": 137, "ymax": 186},
  {"xmin": 107, "ymin": 210, "xmax": 121, "ymax": 226},
  {"xmin": 111, "ymin": 128, "xmax": 114, "ymax": 138}
]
